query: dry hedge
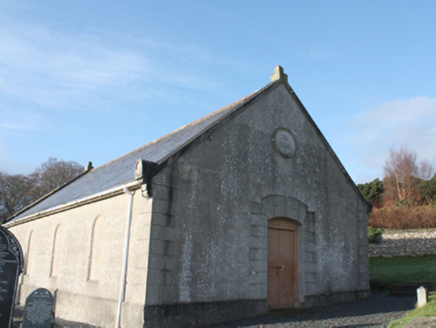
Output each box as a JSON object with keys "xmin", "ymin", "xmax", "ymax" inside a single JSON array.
[{"xmin": 368, "ymin": 205, "xmax": 436, "ymax": 229}]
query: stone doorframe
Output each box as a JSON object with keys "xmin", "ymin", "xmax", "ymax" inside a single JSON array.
[{"xmin": 248, "ymin": 194, "xmax": 317, "ymax": 307}]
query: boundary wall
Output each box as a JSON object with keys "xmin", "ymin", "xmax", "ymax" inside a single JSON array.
[{"xmin": 369, "ymin": 229, "xmax": 436, "ymax": 257}]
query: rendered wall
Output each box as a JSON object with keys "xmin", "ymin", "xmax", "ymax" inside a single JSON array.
[
  {"xmin": 7, "ymin": 190, "xmax": 152, "ymax": 327},
  {"xmin": 144, "ymin": 82, "xmax": 370, "ymax": 326}
]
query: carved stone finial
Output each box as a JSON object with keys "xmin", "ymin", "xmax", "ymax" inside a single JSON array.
[
  {"xmin": 270, "ymin": 65, "xmax": 288, "ymax": 83},
  {"xmin": 85, "ymin": 162, "xmax": 93, "ymax": 171},
  {"xmin": 134, "ymin": 159, "xmax": 144, "ymax": 180}
]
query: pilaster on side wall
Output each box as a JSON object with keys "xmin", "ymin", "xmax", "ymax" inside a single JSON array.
[{"xmin": 146, "ymin": 172, "xmax": 177, "ymax": 305}]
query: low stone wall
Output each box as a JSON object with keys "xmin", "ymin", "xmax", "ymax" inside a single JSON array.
[{"xmin": 369, "ymin": 229, "xmax": 436, "ymax": 257}]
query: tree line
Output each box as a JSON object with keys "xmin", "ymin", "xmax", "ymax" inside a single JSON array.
[
  {"xmin": 0, "ymin": 158, "xmax": 84, "ymax": 223},
  {"xmin": 358, "ymin": 147, "xmax": 436, "ymax": 229},
  {"xmin": 2, "ymin": 148, "xmax": 433, "ymax": 228},
  {"xmin": 358, "ymin": 147, "xmax": 436, "ymax": 207}
]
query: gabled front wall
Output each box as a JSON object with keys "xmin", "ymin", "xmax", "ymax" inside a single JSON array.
[
  {"xmin": 7, "ymin": 191, "xmax": 152, "ymax": 327},
  {"xmin": 145, "ymin": 82, "xmax": 370, "ymax": 326}
]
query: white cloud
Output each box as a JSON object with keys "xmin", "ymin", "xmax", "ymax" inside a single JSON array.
[
  {"xmin": 344, "ymin": 97, "xmax": 436, "ymax": 183},
  {"xmin": 0, "ymin": 24, "xmax": 152, "ymax": 110},
  {"xmin": 0, "ymin": 19, "xmax": 241, "ymax": 113},
  {"xmin": 0, "ymin": 17, "xmax": 244, "ymax": 142}
]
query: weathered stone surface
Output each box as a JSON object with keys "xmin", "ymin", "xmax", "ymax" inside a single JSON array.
[
  {"xmin": 23, "ymin": 288, "xmax": 54, "ymax": 328},
  {"xmin": 369, "ymin": 230, "xmax": 436, "ymax": 257},
  {"xmin": 0, "ymin": 226, "xmax": 23, "ymax": 328},
  {"xmin": 417, "ymin": 286, "xmax": 428, "ymax": 308},
  {"xmin": 7, "ymin": 193, "xmax": 152, "ymax": 327}
]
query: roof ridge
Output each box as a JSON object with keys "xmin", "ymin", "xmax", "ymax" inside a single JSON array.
[
  {"xmin": 7, "ymin": 78, "xmax": 279, "ymax": 223},
  {"xmin": 93, "ymin": 83, "xmax": 273, "ymax": 171}
]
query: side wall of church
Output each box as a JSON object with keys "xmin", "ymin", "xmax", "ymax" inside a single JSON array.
[
  {"xmin": 143, "ymin": 82, "xmax": 370, "ymax": 327},
  {"xmin": 8, "ymin": 190, "xmax": 152, "ymax": 328}
]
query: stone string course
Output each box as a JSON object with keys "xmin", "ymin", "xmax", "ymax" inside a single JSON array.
[{"xmin": 369, "ymin": 229, "xmax": 436, "ymax": 257}]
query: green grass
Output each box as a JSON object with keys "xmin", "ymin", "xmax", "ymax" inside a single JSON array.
[
  {"xmin": 370, "ymin": 255, "xmax": 436, "ymax": 327},
  {"xmin": 369, "ymin": 254, "xmax": 436, "ymax": 291},
  {"xmin": 388, "ymin": 294, "xmax": 436, "ymax": 327}
]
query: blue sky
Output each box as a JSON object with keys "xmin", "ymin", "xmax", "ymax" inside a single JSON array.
[{"xmin": 1, "ymin": 1, "xmax": 435, "ymax": 184}]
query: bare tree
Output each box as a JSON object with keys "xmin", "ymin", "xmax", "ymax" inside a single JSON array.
[
  {"xmin": 31, "ymin": 157, "xmax": 85, "ymax": 200},
  {"xmin": 383, "ymin": 146, "xmax": 434, "ymax": 205},
  {"xmin": 419, "ymin": 159, "xmax": 434, "ymax": 180},
  {"xmin": 0, "ymin": 158, "xmax": 85, "ymax": 223},
  {"xmin": 0, "ymin": 172, "xmax": 38, "ymax": 222},
  {"xmin": 383, "ymin": 147, "xmax": 418, "ymax": 202}
]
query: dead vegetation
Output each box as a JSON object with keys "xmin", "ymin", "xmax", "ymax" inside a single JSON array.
[{"xmin": 369, "ymin": 205, "xmax": 436, "ymax": 229}]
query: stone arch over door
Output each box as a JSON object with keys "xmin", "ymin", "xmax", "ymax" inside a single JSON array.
[
  {"xmin": 260, "ymin": 195, "xmax": 308, "ymax": 226},
  {"xmin": 249, "ymin": 195, "xmax": 316, "ymax": 308}
]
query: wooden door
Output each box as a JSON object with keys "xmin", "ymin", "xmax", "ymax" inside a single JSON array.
[{"xmin": 267, "ymin": 218, "xmax": 298, "ymax": 309}]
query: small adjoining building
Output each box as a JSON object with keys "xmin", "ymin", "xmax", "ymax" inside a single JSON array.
[{"xmin": 5, "ymin": 66, "xmax": 371, "ymax": 328}]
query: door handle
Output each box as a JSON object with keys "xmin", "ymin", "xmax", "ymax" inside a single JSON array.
[{"xmin": 272, "ymin": 265, "xmax": 285, "ymax": 272}]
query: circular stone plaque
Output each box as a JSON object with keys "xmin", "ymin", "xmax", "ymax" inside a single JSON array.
[{"xmin": 273, "ymin": 128, "xmax": 296, "ymax": 158}]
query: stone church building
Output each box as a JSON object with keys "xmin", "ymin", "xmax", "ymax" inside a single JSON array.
[{"xmin": 5, "ymin": 66, "xmax": 370, "ymax": 327}]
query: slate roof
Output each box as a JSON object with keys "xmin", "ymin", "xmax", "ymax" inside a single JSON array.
[
  {"xmin": 7, "ymin": 82, "xmax": 275, "ymax": 223},
  {"xmin": 7, "ymin": 65, "xmax": 372, "ymax": 224}
]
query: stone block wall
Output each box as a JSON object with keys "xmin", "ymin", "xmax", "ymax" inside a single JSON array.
[{"xmin": 369, "ymin": 229, "xmax": 436, "ymax": 257}]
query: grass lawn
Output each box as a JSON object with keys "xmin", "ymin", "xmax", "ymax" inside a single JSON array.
[
  {"xmin": 370, "ymin": 255, "xmax": 436, "ymax": 327},
  {"xmin": 388, "ymin": 294, "xmax": 436, "ymax": 327},
  {"xmin": 369, "ymin": 254, "xmax": 436, "ymax": 291}
]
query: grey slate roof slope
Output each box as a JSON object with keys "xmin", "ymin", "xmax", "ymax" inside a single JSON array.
[
  {"xmin": 7, "ymin": 82, "xmax": 275, "ymax": 223},
  {"xmin": 8, "ymin": 65, "xmax": 371, "ymax": 224}
]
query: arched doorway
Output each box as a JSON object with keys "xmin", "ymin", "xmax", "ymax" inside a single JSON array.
[{"xmin": 267, "ymin": 218, "xmax": 298, "ymax": 309}]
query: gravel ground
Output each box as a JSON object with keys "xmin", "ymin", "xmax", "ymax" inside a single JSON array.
[
  {"xmin": 212, "ymin": 293, "xmax": 417, "ymax": 328},
  {"xmin": 14, "ymin": 292, "xmax": 417, "ymax": 327}
]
